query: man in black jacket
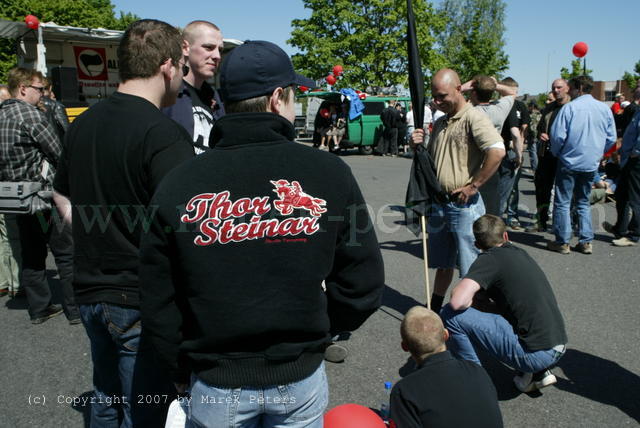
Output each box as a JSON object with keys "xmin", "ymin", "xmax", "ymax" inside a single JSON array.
[
  {"xmin": 390, "ymin": 306, "xmax": 503, "ymax": 428},
  {"xmin": 139, "ymin": 40, "xmax": 385, "ymax": 428}
]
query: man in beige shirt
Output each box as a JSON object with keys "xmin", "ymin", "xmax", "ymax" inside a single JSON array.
[{"xmin": 412, "ymin": 69, "xmax": 505, "ymax": 313}]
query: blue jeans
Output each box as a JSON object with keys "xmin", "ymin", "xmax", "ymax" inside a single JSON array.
[
  {"xmin": 79, "ymin": 303, "xmax": 174, "ymax": 428},
  {"xmin": 527, "ymin": 140, "xmax": 538, "ymax": 171},
  {"xmin": 552, "ymin": 165, "xmax": 594, "ymax": 244},
  {"xmin": 498, "ymin": 155, "xmax": 518, "ymax": 217},
  {"xmin": 427, "ymin": 193, "xmax": 485, "ymax": 277},
  {"xmin": 188, "ymin": 363, "xmax": 328, "ymax": 428},
  {"xmin": 441, "ymin": 305, "xmax": 564, "ymax": 373},
  {"xmin": 506, "ymin": 168, "xmax": 522, "ymax": 222}
]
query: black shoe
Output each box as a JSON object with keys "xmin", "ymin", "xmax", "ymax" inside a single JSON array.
[
  {"xmin": 68, "ymin": 317, "xmax": 82, "ymax": 325},
  {"xmin": 602, "ymin": 221, "xmax": 621, "ymax": 239},
  {"xmin": 31, "ymin": 304, "xmax": 64, "ymax": 325},
  {"xmin": 324, "ymin": 343, "xmax": 348, "ymax": 363}
]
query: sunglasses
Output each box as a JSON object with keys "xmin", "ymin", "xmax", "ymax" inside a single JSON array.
[{"xmin": 29, "ymin": 85, "xmax": 45, "ymax": 94}]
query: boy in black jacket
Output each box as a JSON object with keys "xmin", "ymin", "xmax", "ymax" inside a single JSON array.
[
  {"xmin": 139, "ymin": 40, "xmax": 385, "ymax": 428},
  {"xmin": 390, "ymin": 306, "xmax": 503, "ymax": 428}
]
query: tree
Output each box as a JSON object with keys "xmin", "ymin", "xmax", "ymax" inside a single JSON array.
[
  {"xmin": 560, "ymin": 59, "xmax": 593, "ymax": 80},
  {"xmin": 0, "ymin": 0, "xmax": 139, "ymax": 80},
  {"xmin": 288, "ymin": 0, "xmax": 446, "ymax": 90},
  {"xmin": 622, "ymin": 60, "xmax": 640, "ymax": 90},
  {"xmin": 435, "ymin": 0, "xmax": 509, "ymax": 82}
]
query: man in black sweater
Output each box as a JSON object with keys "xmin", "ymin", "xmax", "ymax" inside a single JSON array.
[
  {"xmin": 139, "ymin": 40, "xmax": 385, "ymax": 428},
  {"xmin": 390, "ymin": 306, "xmax": 503, "ymax": 428},
  {"xmin": 441, "ymin": 215, "xmax": 567, "ymax": 393},
  {"xmin": 53, "ymin": 20, "xmax": 194, "ymax": 426}
]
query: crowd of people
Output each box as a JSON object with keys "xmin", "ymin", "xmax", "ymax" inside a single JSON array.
[{"xmin": 0, "ymin": 15, "xmax": 638, "ymax": 428}]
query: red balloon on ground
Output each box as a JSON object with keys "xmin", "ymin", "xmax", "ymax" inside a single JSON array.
[
  {"xmin": 25, "ymin": 14, "xmax": 39, "ymax": 30},
  {"xmin": 324, "ymin": 403, "xmax": 386, "ymax": 428},
  {"xmin": 326, "ymin": 75, "xmax": 337, "ymax": 85},
  {"xmin": 319, "ymin": 108, "xmax": 330, "ymax": 118},
  {"xmin": 333, "ymin": 65, "xmax": 344, "ymax": 76},
  {"xmin": 572, "ymin": 42, "xmax": 588, "ymax": 58},
  {"xmin": 359, "ymin": 93, "xmax": 367, "ymax": 100}
]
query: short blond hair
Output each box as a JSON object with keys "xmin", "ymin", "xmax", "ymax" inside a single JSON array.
[
  {"xmin": 183, "ymin": 20, "xmax": 221, "ymax": 44},
  {"xmin": 401, "ymin": 306, "xmax": 446, "ymax": 359}
]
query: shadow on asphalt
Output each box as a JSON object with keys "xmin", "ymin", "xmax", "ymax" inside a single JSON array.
[
  {"xmin": 556, "ymin": 349, "xmax": 640, "ymax": 423},
  {"xmin": 499, "ymin": 231, "xmax": 548, "ymax": 251},
  {"xmin": 382, "ymin": 285, "xmax": 423, "ymax": 316},
  {"xmin": 71, "ymin": 391, "xmax": 92, "ymax": 428},
  {"xmin": 379, "ymin": 239, "xmax": 423, "ymax": 259}
]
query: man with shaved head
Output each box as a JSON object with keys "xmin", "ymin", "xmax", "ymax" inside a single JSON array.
[
  {"xmin": 411, "ymin": 69, "xmax": 505, "ymax": 313},
  {"xmin": 163, "ymin": 20, "xmax": 225, "ymax": 154},
  {"xmin": 526, "ymin": 78, "xmax": 571, "ymax": 233},
  {"xmin": 389, "ymin": 306, "xmax": 503, "ymax": 428}
]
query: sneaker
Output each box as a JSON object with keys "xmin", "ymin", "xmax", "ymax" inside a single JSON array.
[
  {"xmin": 525, "ymin": 222, "xmax": 547, "ymax": 233},
  {"xmin": 602, "ymin": 221, "xmax": 620, "ymax": 238},
  {"xmin": 508, "ymin": 219, "xmax": 523, "ymax": 231},
  {"xmin": 31, "ymin": 304, "xmax": 63, "ymax": 325},
  {"xmin": 575, "ymin": 242, "xmax": 592, "ymax": 254},
  {"xmin": 68, "ymin": 317, "xmax": 82, "ymax": 325},
  {"xmin": 513, "ymin": 369, "xmax": 557, "ymax": 393},
  {"xmin": 324, "ymin": 343, "xmax": 348, "ymax": 363},
  {"xmin": 547, "ymin": 241, "xmax": 570, "ymax": 254},
  {"xmin": 612, "ymin": 237, "xmax": 638, "ymax": 247}
]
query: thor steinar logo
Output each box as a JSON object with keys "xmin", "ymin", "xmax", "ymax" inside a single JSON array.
[{"xmin": 180, "ymin": 180, "xmax": 327, "ymax": 246}]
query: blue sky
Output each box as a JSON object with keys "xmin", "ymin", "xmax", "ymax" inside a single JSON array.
[{"xmin": 111, "ymin": 0, "xmax": 639, "ymax": 95}]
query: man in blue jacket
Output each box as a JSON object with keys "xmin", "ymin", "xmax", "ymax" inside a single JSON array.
[{"xmin": 548, "ymin": 75, "xmax": 616, "ymax": 254}]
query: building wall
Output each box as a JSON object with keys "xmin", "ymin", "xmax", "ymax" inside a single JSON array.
[{"xmin": 592, "ymin": 80, "xmax": 632, "ymax": 105}]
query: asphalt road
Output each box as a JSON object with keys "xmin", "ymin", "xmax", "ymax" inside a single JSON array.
[{"xmin": 1, "ymin": 144, "xmax": 639, "ymax": 427}]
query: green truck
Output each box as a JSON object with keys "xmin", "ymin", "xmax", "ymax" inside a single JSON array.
[{"xmin": 300, "ymin": 91, "xmax": 410, "ymax": 155}]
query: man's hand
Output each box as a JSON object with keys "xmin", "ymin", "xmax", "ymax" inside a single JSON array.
[
  {"xmin": 451, "ymin": 183, "xmax": 478, "ymax": 205},
  {"xmin": 539, "ymin": 132, "xmax": 549, "ymax": 142},
  {"xmin": 410, "ymin": 128, "xmax": 426, "ymax": 148}
]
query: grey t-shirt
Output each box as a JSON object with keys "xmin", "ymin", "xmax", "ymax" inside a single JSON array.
[{"xmin": 474, "ymin": 96, "xmax": 514, "ymax": 133}]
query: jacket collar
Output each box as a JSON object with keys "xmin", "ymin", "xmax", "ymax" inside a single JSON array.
[
  {"xmin": 416, "ymin": 350, "xmax": 454, "ymax": 369},
  {"xmin": 210, "ymin": 112, "xmax": 295, "ymax": 148}
]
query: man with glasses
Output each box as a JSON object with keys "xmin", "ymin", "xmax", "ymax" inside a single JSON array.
[
  {"xmin": 163, "ymin": 20, "xmax": 225, "ymax": 154},
  {"xmin": 0, "ymin": 67, "xmax": 79, "ymax": 324},
  {"xmin": 53, "ymin": 20, "xmax": 194, "ymax": 427}
]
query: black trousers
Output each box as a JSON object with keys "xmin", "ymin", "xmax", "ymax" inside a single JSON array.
[
  {"xmin": 378, "ymin": 127, "xmax": 398, "ymax": 155},
  {"xmin": 16, "ymin": 210, "xmax": 77, "ymax": 319},
  {"xmin": 534, "ymin": 151, "xmax": 558, "ymax": 226},
  {"xmin": 614, "ymin": 157, "xmax": 640, "ymax": 238}
]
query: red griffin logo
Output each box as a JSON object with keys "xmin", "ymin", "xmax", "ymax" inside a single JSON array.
[{"xmin": 271, "ymin": 180, "xmax": 327, "ymax": 217}]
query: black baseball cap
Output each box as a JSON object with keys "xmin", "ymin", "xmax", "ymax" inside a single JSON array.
[{"xmin": 219, "ymin": 40, "xmax": 316, "ymax": 103}]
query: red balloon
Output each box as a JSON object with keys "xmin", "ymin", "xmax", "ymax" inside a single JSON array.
[
  {"xmin": 299, "ymin": 85, "xmax": 309, "ymax": 92},
  {"xmin": 359, "ymin": 93, "xmax": 367, "ymax": 100},
  {"xmin": 355, "ymin": 90, "xmax": 361, "ymax": 94},
  {"xmin": 326, "ymin": 75, "xmax": 337, "ymax": 86},
  {"xmin": 572, "ymin": 42, "xmax": 588, "ymax": 58},
  {"xmin": 25, "ymin": 14, "xmax": 39, "ymax": 30},
  {"xmin": 319, "ymin": 108, "xmax": 330, "ymax": 119},
  {"xmin": 324, "ymin": 404, "xmax": 386, "ymax": 428},
  {"xmin": 333, "ymin": 65, "xmax": 344, "ymax": 76}
]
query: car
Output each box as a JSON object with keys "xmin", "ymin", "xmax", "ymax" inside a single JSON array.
[{"xmin": 299, "ymin": 91, "xmax": 410, "ymax": 155}]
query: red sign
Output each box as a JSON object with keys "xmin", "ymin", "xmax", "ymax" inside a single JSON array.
[{"xmin": 73, "ymin": 46, "xmax": 108, "ymax": 80}]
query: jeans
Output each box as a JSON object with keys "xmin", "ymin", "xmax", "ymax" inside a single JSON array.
[
  {"xmin": 613, "ymin": 157, "xmax": 640, "ymax": 240},
  {"xmin": 427, "ymin": 193, "xmax": 485, "ymax": 277},
  {"xmin": 188, "ymin": 362, "xmax": 328, "ymax": 428},
  {"xmin": 506, "ymin": 168, "xmax": 522, "ymax": 222},
  {"xmin": 441, "ymin": 305, "xmax": 565, "ymax": 373},
  {"xmin": 79, "ymin": 303, "xmax": 174, "ymax": 428},
  {"xmin": 16, "ymin": 210, "xmax": 77, "ymax": 319},
  {"xmin": 552, "ymin": 165, "xmax": 594, "ymax": 244}
]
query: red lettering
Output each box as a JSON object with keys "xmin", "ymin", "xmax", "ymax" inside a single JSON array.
[
  {"xmin": 230, "ymin": 223, "xmax": 250, "ymax": 242},
  {"xmin": 252, "ymin": 197, "xmax": 272, "ymax": 216},
  {"xmin": 208, "ymin": 191, "xmax": 232, "ymax": 220},
  {"xmin": 194, "ymin": 218, "xmax": 219, "ymax": 245},
  {"xmin": 181, "ymin": 193, "xmax": 215, "ymax": 223},
  {"xmin": 217, "ymin": 219, "xmax": 235, "ymax": 244},
  {"xmin": 231, "ymin": 198, "xmax": 251, "ymax": 217}
]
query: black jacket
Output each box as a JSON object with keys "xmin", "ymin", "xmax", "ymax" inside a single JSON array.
[{"xmin": 139, "ymin": 112, "xmax": 384, "ymax": 386}]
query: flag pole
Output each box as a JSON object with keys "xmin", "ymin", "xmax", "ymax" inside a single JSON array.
[
  {"xmin": 420, "ymin": 216, "xmax": 431, "ymax": 309},
  {"xmin": 406, "ymin": 0, "xmax": 430, "ymax": 307}
]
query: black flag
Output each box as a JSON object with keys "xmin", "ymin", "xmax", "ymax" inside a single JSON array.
[{"xmin": 404, "ymin": 0, "xmax": 445, "ymax": 235}]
